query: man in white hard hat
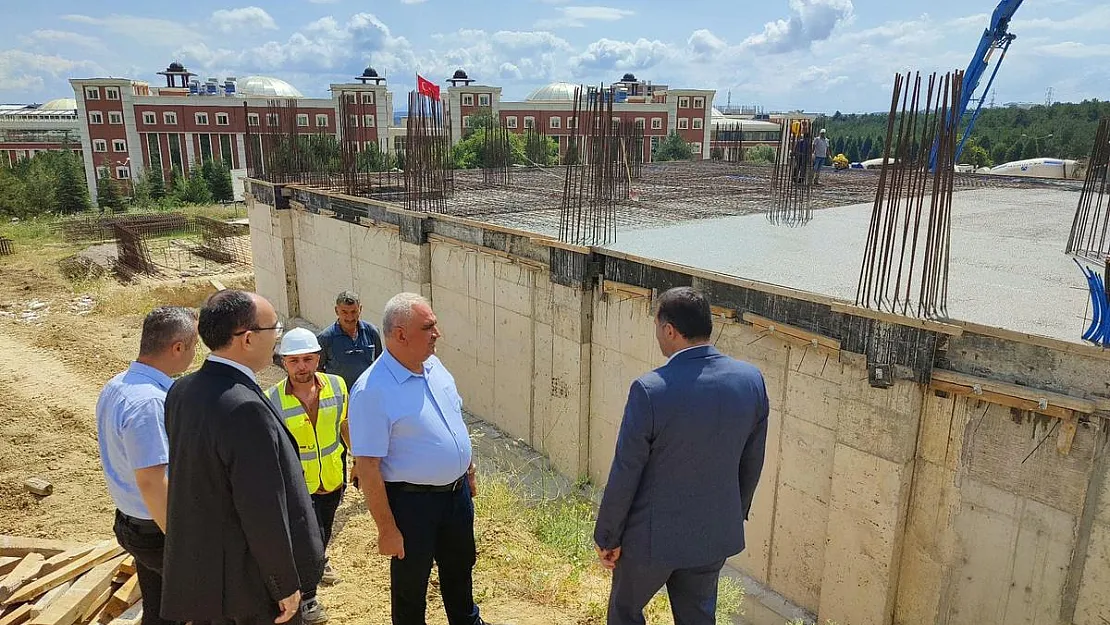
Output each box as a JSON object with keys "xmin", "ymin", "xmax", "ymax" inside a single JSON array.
[
  {"xmin": 812, "ymin": 128, "xmax": 830, "ymax": 185},
  {"xmin": 265, "ymin": 328, "xmax": 351, "ymax": 625}
]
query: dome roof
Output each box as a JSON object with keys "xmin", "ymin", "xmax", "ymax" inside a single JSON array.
[
  {"xmin": 452, "ymin": 69, "xmax": 469, "ymax": 80},
  {"xmin": 621, "ymin": 73, "xmax": 637, "ymax": 82},
  {"xmin": 167, "ymin": 62, "xmax": 186, "ymax": 72},
  {"xmin": 40, "ymin": 98, "xmax": 77, "ymax": 111},
  {"xmin": 237, "ymin": 76, "xmax": 303, "ymax": 98},
  {"xmin": 525, "ymin": 81, "xmax": 581, "ymax": 102},
  {"xmin": 362, "ymin": 66, "xmax": 379, "ymax": 78}
]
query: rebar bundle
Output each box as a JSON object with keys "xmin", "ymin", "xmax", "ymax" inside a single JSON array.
[
  {"xmin": 714, "ymin": 123, "xmax": 745, "ymax": 163},
  {"xmin": 558, "ymin": 86, "xmax": 627, "ymax": 245},
  {"xmin": 1066, "ymin": 118, "xmax": 1110, "ymax": 260},
  {"xmin": 113, "ymin": 224, "xmax": 157, "ymax": 277},
  {"xmin": 855, "ymin": 70, "xmax": 963, "ymax": 318},
  {"xmin": 769, "ymin": 118, "xmax": 814, "ymax": 225},
  {"xmin": 481, "ymin": 123, "xmax": 513, "ymax": 187},
  {"xmin": 404, "ymin": 91, "xmax": 453, "ymax": 214}
]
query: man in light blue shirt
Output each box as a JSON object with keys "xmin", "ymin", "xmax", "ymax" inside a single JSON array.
[
  {"xmin": 349, "ymin": 293, "xmax": 485, "ymax": 625},
  {"xmin": 97, "ymin": 306, "xmax": 198, "ymax": 625}
]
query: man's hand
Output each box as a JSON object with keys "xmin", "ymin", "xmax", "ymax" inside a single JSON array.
[
  {"xmin": 595, "ymin": 545, "xmax": 621, "ymax": 570},
  {"xmin": 467, "ymin": 467, "xmax": 478, "ymax": 498},
  {"xmin": 274, "ymin": 589, "xmax": 301, "ymax": 624},
  {"xmin": 378, "ymin": 526, "xmax": 405, "ymax": 559}
]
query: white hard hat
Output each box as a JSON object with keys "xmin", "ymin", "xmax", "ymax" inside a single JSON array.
[{"xmin": 277, "ymin": 327, "xmax": 321, "ymax": 356}]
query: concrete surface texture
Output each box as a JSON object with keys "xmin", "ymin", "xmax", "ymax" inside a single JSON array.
[
  {"xmin": 608, "ymin": 187, "xmax": 1089, "ymax": 344},
  {"xmin": 248, "ymin": 183, "xmax": 1110, "ymax": 625}
]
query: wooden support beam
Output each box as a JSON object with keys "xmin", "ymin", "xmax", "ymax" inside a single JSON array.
[
  {"xmin": 0, "ymin": 604, "xmax": 32, "ymax": 625},
  {"xmin": 742, "ymin": 313, "xmax": 842, "ymax": 353},
  {"xmin": 1058, "ymin": 412, "xmax": 1080, "ymax": 456},
  {"xmin": 29, "ymin": 582, "xmax": 71, "ymax": 619},
  {"xmin": 40, "ymin": 548, "xmax": 96, "ymax": 578},
  {"xmin": 709, "ymin": 305, "xmax": 738, "ymax": 321},
  {"xmin": 930, "ymin": 370, "xmax": 1097, "ymax": 415},
  {"xmin": 29, "ymin": 556, "xmax": 124, "ymax": 625},
  {"xmin": 100, "ymin": 576, "xmax": 139, "ymax": 622},
  {"xmin": 5, "ymin": 543, "xmax": 122, "ymax": 606},
  {"xmin": 0, "ymin": 560, "xmax": 18, "ymax": 578},
  {"xmin": 0, "ymin": 538, "xmax": 80, "ymax": 559},
  {"xmin": 0, "ymin": 554, "xmax": 46, "ymax": 603},
  {"xmin": 79, "ymin": 588, "xmax": 111, "ymax": 624}
]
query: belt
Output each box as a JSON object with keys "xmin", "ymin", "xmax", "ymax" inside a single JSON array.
[
  {"xmin": 388, "ymin": 475, "xmax": 466, "ymax": 493},
  {"xmin": 116, "ymin": 510, "xmax": 162, "ymax": 534}
]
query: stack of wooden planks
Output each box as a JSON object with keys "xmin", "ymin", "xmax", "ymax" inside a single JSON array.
[{"xmin": 0, "ymin": 536, "xmax": 143, "ymax": 625}]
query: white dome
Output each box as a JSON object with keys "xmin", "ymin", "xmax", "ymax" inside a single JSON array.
[
  {"xmin": 41, "ymin": 98, "xmax": 77, "ymax": 111},
  {"xmin": 525, "ymin": 81, "xmax": 581, "ymax": 102},
  {"xmin": 237, "ymin": 76, "xmax": 304, "ymax": 98}
]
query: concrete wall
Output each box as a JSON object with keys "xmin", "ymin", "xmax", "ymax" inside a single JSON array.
[{"xmin": 248, "ymin": 181, "xmax": 1110, "ymax": 625}]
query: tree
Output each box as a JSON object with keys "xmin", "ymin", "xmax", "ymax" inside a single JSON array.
[
  {"xmin": 524, "ymin": 130, "xmax": 558, "ymax": 166},
  {"xmin": 1022, "ymin": 139, "xmax": 1041, "ymax": 160},
  {"xmin": 96, "ymin": 170, "xmax": 124, "ymax": 213},
  {"xmin": 175, "ymin": 163, "xmax": 213, "ymax": 205},
  {"xmin": 205, "ymin": 160, "xmax": 234, "ymax": 202},
  {"xmin": 745, "ymin": 145, "xmax": 776, "ymax": 164},
  {"xmin": 991, "ymin": 144, "xmax": 1009, "ymax": 166},
  {"xmin": 652, "ymin": 132, "xmax": 694, "ymax": 161},
  {"xmin": 1007, "ymin": 140, "xmax": 1025, "ymax": 163},
  {"xmin": 146, "ymin": 168, "xmax": 166, "ymax": 200},
  {"xmin": 861, "ymin": 136, "xmax": 874, "ymax": 161},
  {"xmin": 356, "ymin": 144, "xmax": 392, "ymax": 172},
  {"xmin": 54, "ymin": 152, "xmax": 90, "ymax": 214},
  {"xmin": 845, "ymin": 136, "xmax": 860, "ymax": 162},
  {"xmin": 834, "ymin": 136, "xmax": 846, "ymax": 156}
]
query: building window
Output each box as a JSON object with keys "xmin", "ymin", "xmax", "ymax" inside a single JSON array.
[
  {"xmin": 361, "ymin": 92, "xmax": 375, "ymax": 105},
  {"xmin": 116, "ymin": 166, "xmax": 131, "ymax": 179},
  {"xmin": 84, "ymin": 87, "xmax": 100, "ymax": 100},
  {"xmin": 523, "ymin": 116, "xmax": 535, "ymax": 129},
  {"xmin": 693, "ymin": 97, "xmax": 705, "ymax": 109},
  {"xmin": 692, "ymin": 118, "xmax": 703, "ymax": 130},
  {"xmin": 195, "ymin": 112, "xmax": 209, "ymax": 125},
  {"xmin": 89, "ymin": 111, "xmax": 103, "ymax": 124},
  {"xmin": 634, "ymin": 117, "xmax": 646, "ymax": 129},
  {"xmin": 348, "ymin": 115, "xmax": 359, "ymax": 128},
  {"xmin": 679, "ymin": 97, "xmax": 690, "ymax": 108},
  {"xmin": 105, "ymin": 87, "xmax": 120, "ymax": 100},
  {"xmin": 505, "ymin": 116, "xmax": 517, "ymax": 129},
  {"xmin": 267, "ymin": 113, "xmax": 279, "ymax": 127},
  {"xmin": 363, "ymin": 114, "xmax": 375, "ymax": 127},
  {"xmin": 297, "ymin": 114, "xmax": 309, "ymax": 127},
  {"xmin": 248, "ymin": 113, "xmax": 260, "ymax": 126},
  {"xmin": 92, "ymin": 139, "xmax": 107, "ymax": 152},
  {"xmin": 462, "ymin": 94, "xmax": 474, "ymax": 106},
  {"xmin": 316, "ymin": 114, "xmax": 329, "ymax": 127},
  {"xmin": 651, "ymin": 117, "xmax": 663, "ymax": 130},
  {"xmin": 216, "ymin": 113, "xmax": 229, "ymax": 126},
  {"xmin": 462, "ymin": 115, "xmax": 471, "ymax": 129},
  {"xmin": 346, "ymin": 93, "xmax": 357, "ymax": 104},
  {"xmin": 678, "ymin": 118, "xmax": 689, "ymax": 129},
  {"xmin": 550, "ymin": 116, "xmax": 561, "ymax": 129},
  {"xmin": 108, "ymin": 112, "xmax": 123, "ymax": 124},
  {"xmin": 142, "ymin": 112, "xmax": 156, "ymax": 125},
  {"xmin": 478, "ymin": 94, "xmax": 491, "ymax": 107},
  {"xmin": 164, "ymin": 112, "xmax": 177, "ymax": 125},
  {"xmin": 112, "ymin": 139, "xmax": 127, "ymax": 152}
]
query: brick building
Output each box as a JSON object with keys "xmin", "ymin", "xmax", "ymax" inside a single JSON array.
[{"xmin": 0, "ymin": 99, "xmax": 81, "ymax": 167}]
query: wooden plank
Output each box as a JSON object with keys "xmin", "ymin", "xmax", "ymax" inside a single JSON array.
[
  {"xmin": 22, "ymin": 480, "xmax": 52, "ymax": 497},
  {"xmin": 931, "ymin": 369, "xmax": 1097, "ymax": 414},
  {"xmin": 115, "ymin": 560, "xmax": 133, "ymax": 579},
  {"xmin": 929, "ymin": 380, "xmax": 1075, "ymax": 420},
  {"xmin": 5, "ymin": 543, "xmax": 122, "ymax": 606},
  {"xmin": 99, "ymin": 576, "xmax": 139, "ymax": 622},
  {"xmin": 29, "ymin": 582, "xmax": 71, "ymax": 619},
  {"xmin": 0, "ymin": 538, "xmax": 80, "ymax": 559},
  {"xmin": 709, "ymin": 305, "xmax": 738, "ymax": 320},
  {"xmin": 829, "ymin": 302, "xmax": 964, "ymax": 336},
  {"xmin": 1058, "ymin": 412, "xmax": 1079, "ymax": 455},
  {"xmin": 601, "ymin": 280, "xmax": 652, "ymax": 300},
  {"xmin": 29, "ymin": 556, "xmax": 124, "ymax": 625},
  {"xmin": 0, "ymin": 559, "xmax": 20, "ymax": 578},
  {"xmin": 743, "ymin": 313, "xmax": 842, "ymax": 351},
  {"xmin": 103, "ymin": 603, "xmax": 140, "ymax": 625},
  {"xmin": 208, "ymin": 279, "xmax": 226, "ymax": 292},
  {"xmin": 0, "ymin": 554, "xmax": 46, "ymax": 603},
  {"xmin": 79, "ymin": 588, "xmax": 111, "ymax": 624},
  {"xmin": 40, "ymin": 548, "xmax": 96, "ymax": 578},
  {"xmin": 0, "ymin": 604, "xmax": 32, "ymax": 625}
]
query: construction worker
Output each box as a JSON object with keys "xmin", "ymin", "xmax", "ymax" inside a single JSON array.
[
  {"xmin": 265, "ymin": 328, "xmax": 351, "ymax": 625},
  {"xmin": 318, "ymin": 290, "xmax": 384, "ymax": 390}
]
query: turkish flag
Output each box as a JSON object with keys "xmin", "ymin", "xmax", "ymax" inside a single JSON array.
[{"xmin": 417, "ymin": 75, "xmax": 440, "ymax": 101}]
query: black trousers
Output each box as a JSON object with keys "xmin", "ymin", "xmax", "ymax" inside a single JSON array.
[
  {"xmin": 112, "ymin": 510, "xmax": 180, "ymax": 625},
  {"xmin": 385, "ymin": 480, "xmax": 480, "ymax": 625},
  {"xmin": 303, "ymin": 486, "xmax": 345, "ymax": 601},
  {"xmin": 607, "ymin": 558, "xmax": 725, "ymax": 625}
]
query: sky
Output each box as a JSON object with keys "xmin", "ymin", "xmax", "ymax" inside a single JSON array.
[{"xmin": 1, "ymin": 0, "xmax": 1108, "ymax": 113}]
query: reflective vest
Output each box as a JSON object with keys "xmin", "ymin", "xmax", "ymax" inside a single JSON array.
[{"xmin": 265, "ymin": 373, "xmax": 348, "ymax": 494}]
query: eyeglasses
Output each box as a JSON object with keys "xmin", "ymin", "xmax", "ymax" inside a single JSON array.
[{"xmin": 233, "ymin": 321, "xmax": 284, "ymax": 338}]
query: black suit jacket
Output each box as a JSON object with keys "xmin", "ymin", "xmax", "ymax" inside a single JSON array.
[{"xmin": 161, "ymin": 360, "xmax": 324, "ymax": 621}]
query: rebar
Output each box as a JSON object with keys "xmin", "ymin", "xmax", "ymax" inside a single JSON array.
[
  {"xmin": 1066, "ymin": 118, "xmax": 1110, "ymax": 260},
  {"xmin": 558, "ymin": 85, "xmax": 628, "ymax": 246},
  {"xmin": 481, "ymin": 123, "xmax": 513, "ymax": 187},
  {"xmin": 404, "ymin": 90, "xmax": 453, "ymax": 214},
  {"xmin": 768, "ymin": 117, "xmax": 814, "ymax": 225}
]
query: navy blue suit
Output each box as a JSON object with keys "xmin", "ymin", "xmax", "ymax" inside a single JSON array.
[{"xmin": 594, "ymin": 344, "xmax": 769, "ymax": 625}]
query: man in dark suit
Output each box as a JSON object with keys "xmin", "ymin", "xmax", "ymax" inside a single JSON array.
[
  {"xmin": 594, "ymin": 286, "xmax": 769, "ymax": 625},
  {"xmin": 162, "ymin": 290, "xmax": 325, "ymax": 625}
]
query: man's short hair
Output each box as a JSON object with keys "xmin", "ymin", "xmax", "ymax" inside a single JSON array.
[
  {"xmin": 655, "ymin": 287, "xmax": 712, "ymax": 341},
  {"xmin": 382, "ymin": 292, "xmax": 430, "ymax": 336},
  {"xmin": 336, "ymin": 290, "xmax": 361, "ymax": 306},
  {"xmin": 199, "ymin": 290, "xmax": 257, "ymax": 351},
  {"xmin": 139, "ymin": 307, "xmax": 198, "ymax": 357}
]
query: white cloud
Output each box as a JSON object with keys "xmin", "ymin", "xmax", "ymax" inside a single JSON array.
[
  {"xmin": 740, "ymin": 0, "xmax": 854, "ymax": 54},
  {"xmin": 687, "ymin": 29, "xmax": 727, "ymax": 59},
  {"xmin": 0, "ymin": 50, "xmax": 99, "ymax": 93},
  {"xmin": 572, "ymin": 38, "xmax": 674, "ymax": 73},
  {"xmin": 535, "ymin": 5, "xmax": 634, "ymax": 28},
  {"xmin": 1035, "ymin": 41, "xmax": 1110, "ymax": 58},
  {"xmin": 1018, "ymin": 5, "xmax": 1110, "ymax": 31},
  {"xmin": 401, "ymin": 0, "xmax": 429, "ymax": 4},
  {"xmin": 211, "ymin": 7, "xmax": 278, "ymax": 34},
  {"xmin": 309, "ymin": 0, "xmax": 340, "ymax": 3},
  {"xmin": 61, "ymin": 14, "xmax": 196, "ymax": 47},
  {"xmin": 23, "ymin": 30, "xmax": 103, "ymax": 50}
]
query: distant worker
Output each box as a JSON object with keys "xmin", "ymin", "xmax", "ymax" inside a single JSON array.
[
  {"xmin": 812, "ymin": 128, "xmax": 830, "ymax": 185},
  {"xmin": 318, "ymin": 290, "xmax": 384, "ymax": 390},
  {"xmin": 265, "ymin": 328, "xmax": 352, "ymax": 625},
  {"xmin": 162, "ymin": 290, "xmax": 324, "ymax": 625},
  {"xmin": 349, "ymin": 293, "xmax": 486, "ymax": 625},
  {"xmin": 792, "ymin": 131, "xmax": 812, "ymax": 184},
  {"xmin": 96, "ymin": 306, "xmax": 198, "ymax": 625},
  {"xmin": 594, "ymin": 287, "xmax": 769, "ymax": 625}
]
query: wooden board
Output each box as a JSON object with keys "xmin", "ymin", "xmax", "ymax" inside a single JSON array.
[
  {"xmin": 0, "ymin": 538, "xmax": 80, "ymax": 559},
  {"xmin": 0, "ymin": 604, "xmax": 32, "ymax": 625},
  {"xmin": 103, "ymin": 603, "xmax": 140, "ymax": 625},
  {"xmin": 29, "ymin": 582, "xmax": 71, "ymax": 619},
  {"xmin": 930, "ymin": 369, "xmax": 1097, "ymax": 414},
  {"xmin": 5, "ymin": 543, "xmax": 122, "ymax": 606},
  {"xmin": 29, "ymin": 556, "xmax": 124, "ymax": 625},
  {"xmin": 0, "ymin": 559, "xmax": 19, "ymax": 578},
  {"xmin": 114, "ymin": 561, "xmax": 133, "ymax": 579},
  {"xmin": 79, "ymin": 588, "xmax": 111, "ymax": 624},
  {"xmin": 0, "ymin": 554, "xmax": 46, "ymax": 603},
  {"xmin": 40, "ymin": 548, "xmax": 96, "ymax": 579},
  {"xmin": 100, "ymin": 577, "xmax": 139, "ymax": 623},
  {"xmin": 743, "ymin": 312, "xmax": 842, "ymax": 351}
]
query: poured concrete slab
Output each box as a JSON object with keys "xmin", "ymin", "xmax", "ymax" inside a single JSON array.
[{"xmin": 605, "ymin": 187, "xmax": 1092, "ymax": 344}]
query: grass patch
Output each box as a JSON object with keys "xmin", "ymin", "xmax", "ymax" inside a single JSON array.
[{"xmin": 0, "ymin": 217, "xmax": 63, "ymax": 246}]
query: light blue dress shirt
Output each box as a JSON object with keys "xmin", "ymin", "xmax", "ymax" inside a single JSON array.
[
  {"xmin": 95, "ymin": 361, "xmax": 173, "ymax": 520},
  {"xmin": 348, "ymin": 348, "xmax": 473, "ymax": 486}
]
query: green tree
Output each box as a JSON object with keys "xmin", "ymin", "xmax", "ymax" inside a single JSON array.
[
  {"xmin": 450, "ymin": 127, "xmax": 530, "ymax": 169},
  {"xmin": 175, "ymin": 163, "xmax": 213, "ymax": 205},
  {"xmin": 1022, "ymin": 139, "xmax": 1040, "ymax": 160},
  {"xmin": 524, "ymin": 130, "xmax": 558, "ymax": 166},
  {"xmin": 356, "ymin": 144, "xmax": 392, "ymax": 172},
  {"xmin": 54, "ymin": 152, "xmax": 90, "ymax": 215},
  {"xmin": 206, "ymin": 160, "xmax": 234, "ymax": 202},
  {"xmin": 96, "ymin": 170, "xmax": 124, "ymax": 213},
  {"xmin": 861, "ymin": 136, "xmax": 874, "ymax": 160},
  {"xmin": 0, "ymin": 167, "xmax": 26, "ymax": 218},
  {"xmin": 1007, "ymin": 140, "xmax": 1025, "ymax": 163},
  {"xmin": 652, "ymin": 132, "xmax": 694, "ymax": 161},
  {"xmin": 146, "ymin": 168, "xmax": 166, "ymax": 200},
  {"xmin": 745, "ymin": 145, "xmax": 776, "ymax": 164},
  {"xmin": 845, "ymin": 136, "xmax": 860, "ymax": 162}
]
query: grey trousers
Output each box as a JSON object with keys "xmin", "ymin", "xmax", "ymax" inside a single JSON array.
[{"xmin": 607, "ymin": 558, "xmax": 725, "ymax": 625}]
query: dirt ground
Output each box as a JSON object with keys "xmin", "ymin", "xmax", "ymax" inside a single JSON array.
[{"xmin": 0, "ymin": 238, "xmax": 592, "ymax": 624}]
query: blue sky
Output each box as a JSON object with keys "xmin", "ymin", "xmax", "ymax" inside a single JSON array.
[{"xmin": 2, "ymin": 0, "xmax": 1108, "ymax": 113}]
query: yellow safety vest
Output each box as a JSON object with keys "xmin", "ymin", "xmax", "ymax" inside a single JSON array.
[{"xmin": 265, "ymin": 373, "xmax": 348, "ymax": 494}]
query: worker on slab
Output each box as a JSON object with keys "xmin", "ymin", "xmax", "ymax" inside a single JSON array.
[
  {"xmin": 318, "ymin": 290, "xmax": 383, "ymax": 390},
  {"xmin": 265, "ymin": 328, "xmax": 352, "ymax": 625},
  {"xmin": 812, "ymin": 128, "xmax": 830, "ymax": 185},
  {"xmin": 96, "ymin": 306, "xmax": 198, "ymax": 625}
]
